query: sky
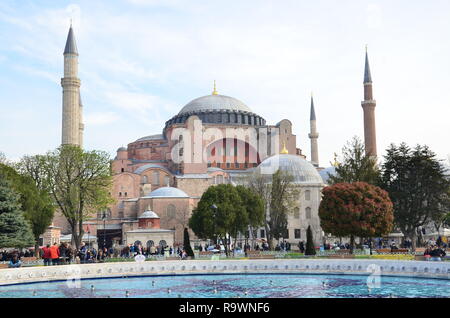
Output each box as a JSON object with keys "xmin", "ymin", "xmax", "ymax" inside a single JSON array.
[{"xmin": 0, "ymin": 0, "xmax": 449, "ymax": 166}]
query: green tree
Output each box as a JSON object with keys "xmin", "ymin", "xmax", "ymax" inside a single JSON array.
[
  {"xmin": 189, "ymin": 184, "xmax": 246, "ymax": 256},
  {"xmin": 305, "ymin": 225, "xmax": 316, "ymax": 256},
  {"xmin": 319, "ymin": 182, "xmax": 394, "ymax": 254},
  {"xmin": 235, "ymin": 185, "xmax": 265, "ymax": 249},
  {"xmin": 380, "ymin": 143, "xmax": 450, "ymax": 250},
  {"xmin": 246, "ymin": 169, "xmax": 298, "ymax": 250},
  {"xmin": 0, "ymin": 163, "xmax": 55, "ymax": 256},
  {"xmin": 328, "ymin": 136, "xmax": 379, "ymax": 185},
  {"xmin": 0, "ymin": 178, "xmax": 34, "ymax": 248},
  {"xmin": 40, "ymin": 145, "xmax": 114, "ymax": 249}
]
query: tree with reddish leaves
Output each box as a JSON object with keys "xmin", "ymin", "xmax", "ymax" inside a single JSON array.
[{"xmin": 319, "ymin": 182, "xmax": 394, "ymax": 254}]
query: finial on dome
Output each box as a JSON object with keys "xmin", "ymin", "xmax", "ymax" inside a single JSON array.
[
  {"xmin": 332, "ymin": 152, "xmax": 339, "ymax": 167},
  {"xmin": 212, "ymin": 80, "xmax": 218, "ymax": 95},
  {"xmin": 281, "ymin": 141, "xmax": 289, "ymax": 154}
]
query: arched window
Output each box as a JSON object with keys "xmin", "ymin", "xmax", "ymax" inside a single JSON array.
[
  {"xmin": 152, "ymin": 171, "xmax": 160, "ymax": 185},
  {"xmin": 167, "ymin": 204, "xmax": 176, "ymax": 219},
  {"xmin": 305, "ymin": 207, "xmax": 312, "ymax": 219},
  {"xmin": 305, "ymin": 190, "xmax": 311, "ymax": 201},
  {"xmin": 294, "ymin": 207, "xmax": 300, "ymax": 219},
  {"xmin": 217, "ymin": 175, "xmax": 224, "ymax": 184},
  {"xmin": 142, "ymin": 175, "xmax": 148, "ymax": 184},
  {"xmin": 146, "ymin": 240, "xmax": 154, "ymax": 248},
  {"xmin": 134, "ymin": 240, "xmax": 142, "ymax": 247},
  {"xmin": 164, "ymin": 175, "xmax": 170, "ymax": 186},
  {"xmin": 159, "ymin": 240, "xmax": 167, "ymax": 247}
]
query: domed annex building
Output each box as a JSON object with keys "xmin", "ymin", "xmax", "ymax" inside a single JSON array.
[{"xmin": 52, "ymin": 26, "xmax": 379, "ymax": 250}]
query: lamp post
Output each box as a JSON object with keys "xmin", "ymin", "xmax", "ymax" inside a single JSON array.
[
  {"xmin": 102, "ymin": 211, "xmax": 107, "ymax": 249},
  {"xmin": 211, "ymin": 204, "xmax": 217, "ymax": 247}
]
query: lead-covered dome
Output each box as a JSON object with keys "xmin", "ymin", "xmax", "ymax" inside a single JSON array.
[
  {"xmin": 164, "ymin": 91, "xmax": 266, "ymax": 130},
  {"xmin": 145, "ymin": 186, "xmax": 189, "ymax": 198},
  {"xmin": 255, "ymin": 154, "xmax": 324, "ymax": 184},
  {"xmin": 178, "ymin": 94, "xmax": 252, "ymax": 115}
]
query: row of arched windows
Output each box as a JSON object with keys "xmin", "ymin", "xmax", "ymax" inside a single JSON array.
[
  {"xmin": 141, "ymin": 171, "xmax": 170, "ymax": 186},
  {"xmin": 293, "ymin": 207, "xmax": 312, "ymax": 219}
]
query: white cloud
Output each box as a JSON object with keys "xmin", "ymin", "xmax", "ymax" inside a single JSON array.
[{"xmin": 84, "ymin": 112, "xmax": 120, "ymax": 125}]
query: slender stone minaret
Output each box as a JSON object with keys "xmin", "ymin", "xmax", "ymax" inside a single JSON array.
[
  {"xmin": 308, "ymin": 93, "xmax": 319, "ymax": 167},
  {"xmin": 61, "ymin": 24, "xmax": 83, "ymax": 147},
  {"xmin": 361, "ymin": 46, "xmax": 377, "ymax": 157}
]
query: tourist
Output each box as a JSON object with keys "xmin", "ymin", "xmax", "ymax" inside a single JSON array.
[
  {"xmin": 59, "ymin": 243, "xmax": 68, "ymax": 265},
  {"xmin": 50, "ymin": 242, "xmax": 60, "ymax": 265},
  {"xmin": 8, "ymin": 254, "xmax": 22, "ymax": 268},
  {"xmin": 429, "ymin": 245, "xmax": 446, "ymax": 261},
  {"xmin": 42, "ymin": 244, "xmax": 51, "ymax": 266},
  {"xmin": 78, "ymin": 242, "xmax": 88, "ymax": 263}
]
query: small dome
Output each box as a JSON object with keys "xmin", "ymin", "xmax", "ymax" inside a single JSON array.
[
  {"xmin": 319, "ymin": 166, "xmax": 337, "ymax": 184},
  {"xmin": 178, "ymin": 94, "xmax": 252, "ymax": 115},
  {"xmin": 117, "ymin": 147, "xmax": 127, "ymax": 152},
  {"xmin": 147, "ymin": 186, "xmax": 189, "ymax": 198},
  {"xmin": 138, "ymin": 210, "xmax": 159, "ymax": 219},
  {"xmin": 255, "ymin": 154, "xmax": 323, "ymax": 184}
]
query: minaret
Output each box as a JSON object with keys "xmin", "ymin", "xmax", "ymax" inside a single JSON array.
[
  {"xmin": 361, "ymin": 46, "xmax": 377, "ymax": 157},
  {"xmin": 61, "ymin": 24, "xmax": 82, "ymax": 147},
  {"xmin": 308, "ymin": 93, "xmax": 319, "ymax": 167}
]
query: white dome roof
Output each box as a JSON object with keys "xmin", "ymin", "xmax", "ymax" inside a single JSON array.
[
  {"xmin": 178, "ymin": 94, "xmax": 252, "ymax": 115},
  {"xmin": 255, "ymin": 154, "xmax": 323, "ymax": 184},
  {"xmin": 146, "ymin": 186, "xmax": 189, "ymax": 198},
  {"xmin": 138, "ymin": 210, "xmax": 159, "ymax": 219}
]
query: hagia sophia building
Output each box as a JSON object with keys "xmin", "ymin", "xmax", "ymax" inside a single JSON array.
[{"xmin": 49, "ymin": 25, "xmax": 378, "ymax": 250}]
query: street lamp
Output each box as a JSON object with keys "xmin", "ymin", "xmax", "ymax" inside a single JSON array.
[
  {"xmin": 102, "ymin": 210, "xmax": 107, "ymax": 249},
  {"xmin": 211, "ymin": 204, "xmax": 217, "ymax": 247}
]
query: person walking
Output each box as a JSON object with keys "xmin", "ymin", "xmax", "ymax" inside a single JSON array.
[
  {"xmin": 42, "ymin": 244, "xmax": 51, "ymax": 266},
  {"xmin": 49, "ymin": 243, "xmax": 60, "ymax": 266}
]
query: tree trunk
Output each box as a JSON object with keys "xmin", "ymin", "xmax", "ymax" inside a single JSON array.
[
  {"xmin": 410, "ymin": 232, "xmax": 417, "ymax": 252},
  {"xmin": 34, "ymin": 242, "xmax": 40, "ymax": 258},
  {"xmin": 349, "ymin": 235, "xmax": 355, "ymax": 254}
]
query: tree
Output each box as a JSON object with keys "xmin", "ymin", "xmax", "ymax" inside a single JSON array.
[
  {"xmin": 305, "ymin": 225, "xmax": 316, "ymax": 256},
  {"xmin": 40, "ymin": 145, "xmax": 114, "ymax": 249},
  {"xmin": 319, "ymin": 182, "xmax": 394, "ymax": 254},
  {"xmin": 235, "ymin": 185, "xmax": 265, "ymax": 250},
  {"xmin": 328, "ymin": 136, "xmax": 379, "ymax": 185},
  {"xmin": 0, "ymin": 163, "xmax": 54, "ymax": 256},
  {"xmin": 189, "ymin": 184, "xmax": 246, "ymax": 256},
  {"xmin": 380, "ymin": 143, "xmax": 450, "ymax": 251},
  {"xmin": 183, "ymin": 227, "xmax": 194, "ymax": 258},
  {"xmin": 0, "ymin": 178, "xmax": 34, "ymax": 248},
  {"xmin": 246, "ymin": 169, "xmax": 299, "ymax": 250}
]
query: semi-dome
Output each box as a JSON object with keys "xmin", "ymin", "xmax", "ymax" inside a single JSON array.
[
  {"xmin": 255, "ymin": 154, "xmax": 323, "ymax": 184},
  {"xmin": 138, "ymin": 210, "xmax": 159, "ymax": 219},
  {"xmin": 146, "ymin": 186, "xmax": 189, "ymax": 198},
  {"xmin": 178, "ymin": 94, "xmax": 252, "ymax": 115}
]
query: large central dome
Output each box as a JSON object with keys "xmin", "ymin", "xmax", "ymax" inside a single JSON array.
[
  {"xmin": 164, "ymin": 89, "xmax": 266, "ymax": 130},
  {"xmin": 178, "ymin": 94, "xmax": 252, "ymax": 115}
]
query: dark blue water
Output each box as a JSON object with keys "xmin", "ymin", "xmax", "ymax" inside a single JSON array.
[{"xmin": 1, "ymin": 274, "xmax": 449, "ymax": 298}]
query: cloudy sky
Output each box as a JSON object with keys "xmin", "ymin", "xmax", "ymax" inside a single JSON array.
[{"xmin": 0, "ymin": 0, "xmax": 449, "ymax": 166}]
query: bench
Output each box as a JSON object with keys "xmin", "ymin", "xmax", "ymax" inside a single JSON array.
[
  {"xmin": 198, "ymin": 252, "xmax": 214, "ymax": 258},
  {"xmin": 165, "ymin": 257, "xmax": 180, "ymax": 261},
  {"xmin": 247, "ymin": 252, "xmax": 276, "ymax": 259},
  {"xmin": 328, "ymin": 254, "xmax": 354, "ymax": 259}
]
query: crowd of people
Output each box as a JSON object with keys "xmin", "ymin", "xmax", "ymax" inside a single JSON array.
[{"xmin": 1, "ymin": 236, "xmax": 449, "ymax": 267}]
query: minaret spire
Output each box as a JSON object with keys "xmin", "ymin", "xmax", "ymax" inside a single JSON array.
[
  {"xmin": 308, "ymin": 92, "xmax": 319, "ymax": 167},
  {"xmin": 361, "ymin": 46, "xmax": 377, "ymax": 157},
  {"xmin": 61, "ymin": 24, "xmax": 82, "ymax": 147}
]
